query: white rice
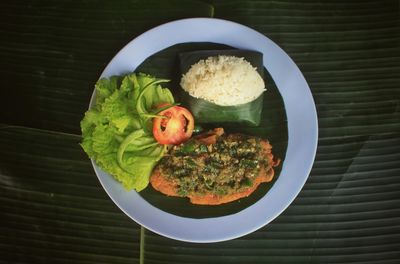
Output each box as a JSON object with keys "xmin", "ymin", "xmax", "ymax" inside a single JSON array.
[{"xmin": 180, "ymin": 55, "xmax": 265, "ymax": 106}]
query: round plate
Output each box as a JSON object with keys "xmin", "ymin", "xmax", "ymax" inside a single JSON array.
[{"xmin": 90, "ymin": 18, "xmax": 318, "ymax": 243}]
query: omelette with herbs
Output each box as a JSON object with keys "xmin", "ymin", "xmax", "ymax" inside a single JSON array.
[{"xmin": 150, "ymin": 128, "xmax": 280, "ymax": 205}]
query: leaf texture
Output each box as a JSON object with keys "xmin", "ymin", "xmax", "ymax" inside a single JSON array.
[
  {"xmin": 140, "ymin": 0, "xmax": 400, "ymax": 263},
  {"xmin": 0, "ymin": 0, "xmax": 399, "ymax": 263},
  {"xmin": 0, "ymin": 126, "xmax": 140, "ymax": 263},
  {"xmin": 0, "ymin": 0, "xmax": 214, "ymax": 263},
  {"xmin": 0, "ymin": 0, "xmax": 214, "ymax": 134},
  {"xmin": 141, "ymin": 133, "xmax": 400, "ymax": 263}
]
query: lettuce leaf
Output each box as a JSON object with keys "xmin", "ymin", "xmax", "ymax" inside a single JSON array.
[{"xmin": 80, "ymin": 72, "xmax": 174, "ymax": 191}]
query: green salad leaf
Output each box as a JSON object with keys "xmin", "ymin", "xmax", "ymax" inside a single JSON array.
[{"xmin": 80, "ymin": 72, "xmax": 174, "ymax": 191}]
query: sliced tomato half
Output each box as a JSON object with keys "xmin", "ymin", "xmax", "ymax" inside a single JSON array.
[{"xmin": 153, "ymin": 104, "xmax": 194, "ymax": 145}]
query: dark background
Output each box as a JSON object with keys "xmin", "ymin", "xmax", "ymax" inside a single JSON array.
[{"xmin": 0, "ymin": 1, "xmax": 399, "ymax": 263}]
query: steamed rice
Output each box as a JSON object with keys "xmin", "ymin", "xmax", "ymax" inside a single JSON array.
[{"xmin": 180, "ymin": 55, "xmax": 265, "ymax": 106}]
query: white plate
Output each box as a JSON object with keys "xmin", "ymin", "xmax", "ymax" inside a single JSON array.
[{"xmin": 90, "ymin": 18, "xmax": 318, "ymax": 243}]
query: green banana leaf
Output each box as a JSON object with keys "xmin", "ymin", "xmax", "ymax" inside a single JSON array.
[
  {"xmin": 0, "ymin": 0, "xmax": 214, "ymax": 263},
  {"xmin": 0, "ymin": 0, "xmax": 214, "ymax": 135},
  {"xmin": 1, "ymin": 0, "xmax": 400, "ymax": 264},
  {"xmin": 142, "ymin": 132, "xmax": 400, "ymax": 263},
  {"xmin": 139, "ymin": 0, "xmax": 400, "ymax": 263},
  {"xmin": 135, "ymin": 43, "xmax": 288, "ymax": 218},
  {"xmin": 0, "ymin": 126, "xmax": 141, "ymax": 263}
]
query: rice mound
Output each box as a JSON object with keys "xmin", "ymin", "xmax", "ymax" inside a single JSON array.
[{"xmin": 180, "ymin": 55, "xmax": 265, "ymax": 106}]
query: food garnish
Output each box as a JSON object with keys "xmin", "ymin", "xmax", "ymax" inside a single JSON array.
[
  {"xmin": 152, "ymin": 104, "xmax": 194, "ymax": 145},
  {"xmin": 80, "ymin": 72, "xmax": 175, "ymax": 191}
]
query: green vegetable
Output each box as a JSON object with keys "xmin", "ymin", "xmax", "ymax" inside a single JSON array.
[
  {"xmin": 179, "ymin": 49, "xmax": 265, "ymax": 126},
  {"xmin": 193, "ymin": 124, "xmax": 204, "ymax": 134},
  {"xmin": 80, "ymin": 72, "xmax": 174, "ymax": 191},
  {"xmin": 176, "ymin": 140, "xmax": 197, "ymax": 155}
]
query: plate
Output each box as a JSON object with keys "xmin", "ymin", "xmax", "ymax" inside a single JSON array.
[{"xmin": 90, "ymin": 18, "xmax": 318, "ymax": 242}]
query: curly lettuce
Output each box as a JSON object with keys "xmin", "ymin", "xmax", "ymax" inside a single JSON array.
[{"xmin": 80, "ymin": 73, "xmax": 174, "ymax": 191}]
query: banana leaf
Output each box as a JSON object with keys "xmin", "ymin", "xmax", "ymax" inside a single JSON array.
[
  {"xmin": 0, "ymin": 126, "xmax": 142, "ymax": 263},
  {"xmin": 138, "ymin": 1, "xmax": 400, "ymax": 263},
  {"xmin": 2, "ymin": 0, "xmax": 400, "ymax": 263},
  {"xmin": 0, "ymin": 0, "xmax": 216, "ymax": 262},
  {"xmin": 179, "ymin": 49, "xmax": 265, "ymax": 126},
  {"xmin": 141, "ymin": 132, "xmax": 400, "ymax": 263},
  {"xmin": 135, "ymin": 43, "xmax": 288, "ymax": 218},
  {"xmin": 0, "ymin": 0, "xmax": 214, "ymax": 135}
]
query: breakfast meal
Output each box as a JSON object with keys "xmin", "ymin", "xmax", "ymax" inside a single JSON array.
[{"xmin": 80, "ymin": 50, "xmax": 281, "ymax": 205}]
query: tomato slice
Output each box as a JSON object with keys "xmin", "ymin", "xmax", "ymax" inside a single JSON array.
[{"xmin": 153, "ymin": 104, "xmax": 194, "ymax": 145}]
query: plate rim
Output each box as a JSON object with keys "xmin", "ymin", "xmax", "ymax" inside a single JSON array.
[{"xmin": 89, "ymin": 17, "xmax": 318, "ymax": 243}]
